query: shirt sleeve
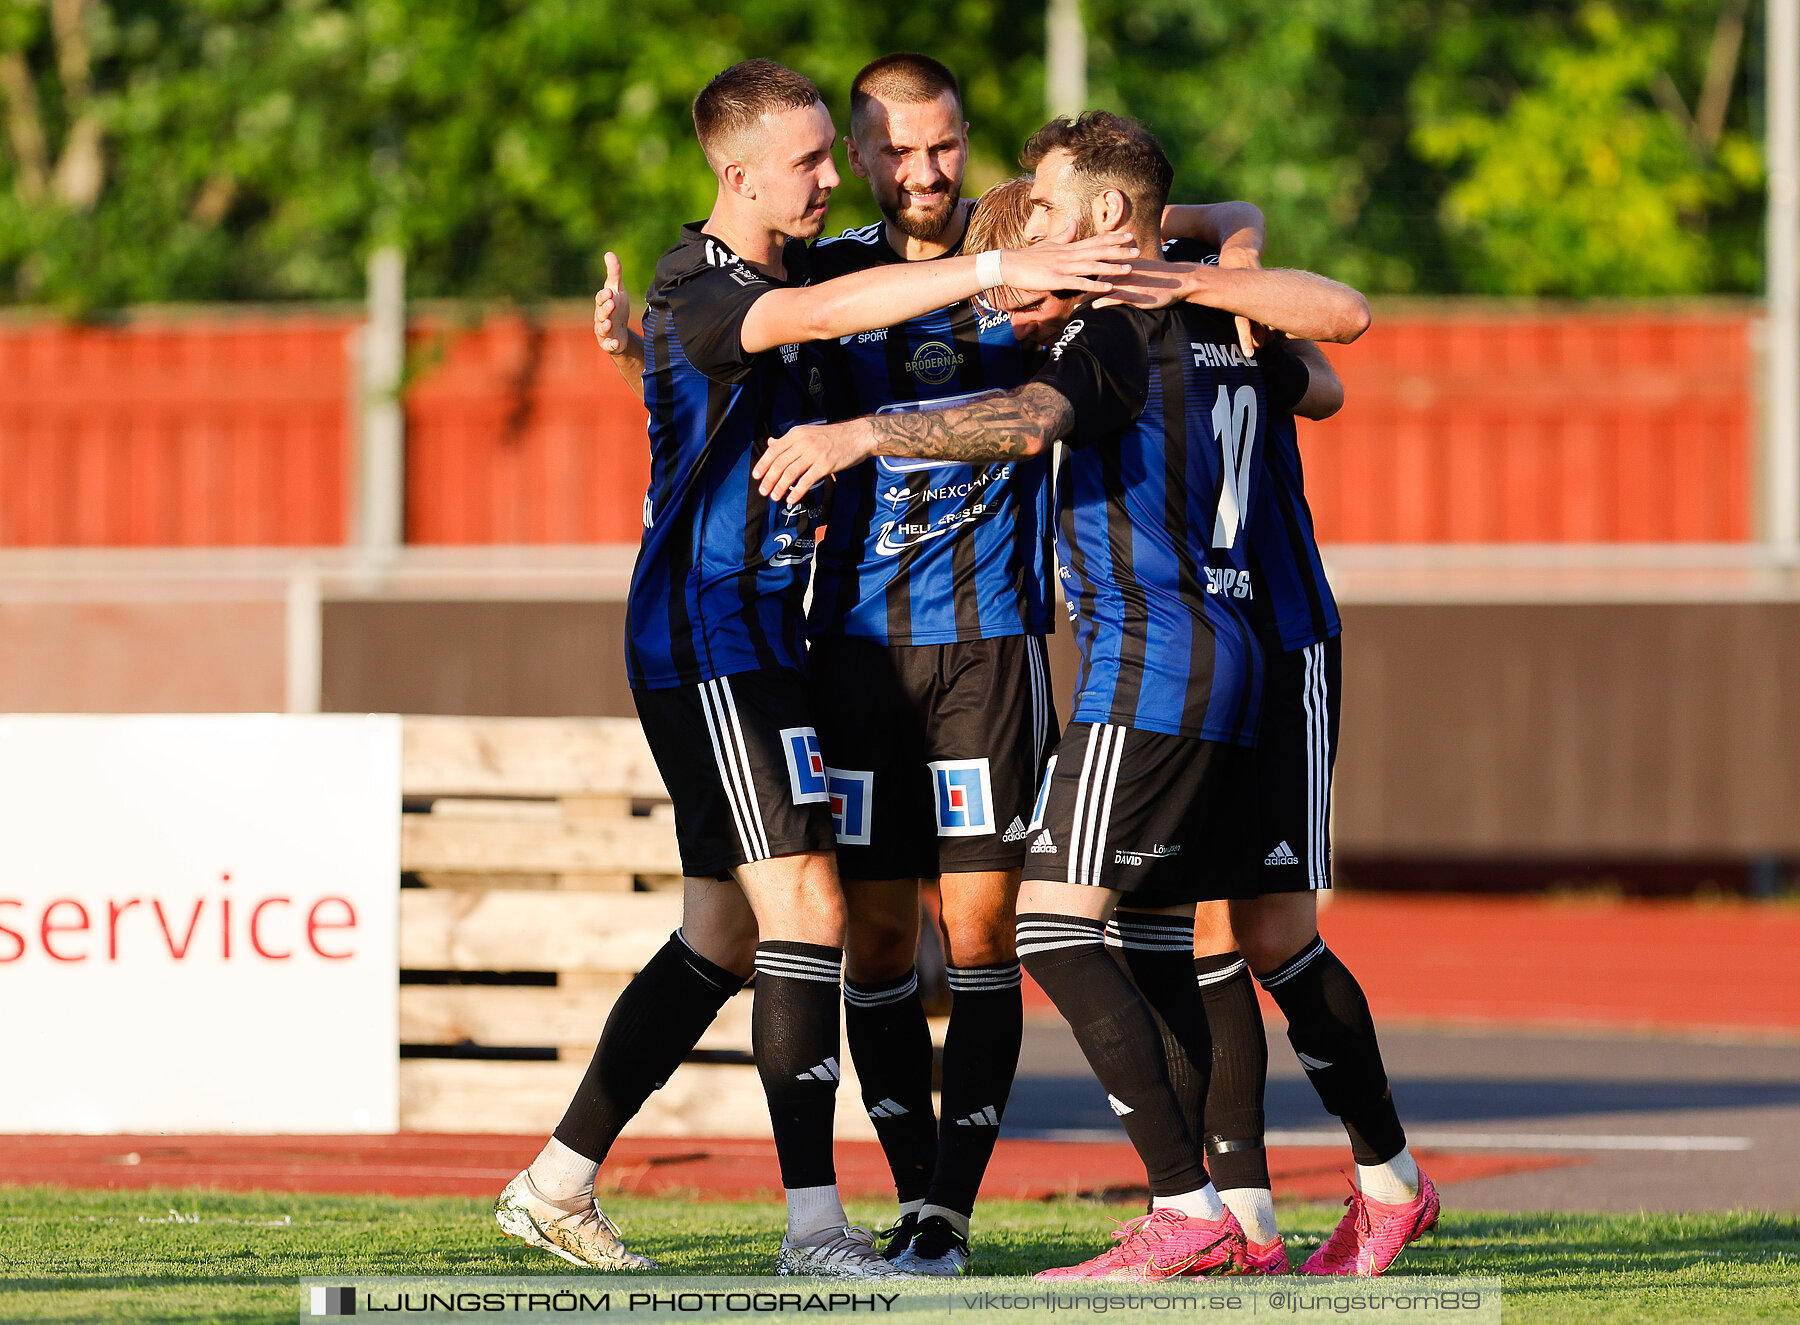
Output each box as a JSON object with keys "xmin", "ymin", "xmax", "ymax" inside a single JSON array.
[
  {"xmin": 1160, "ymin": 237, "xmax": 1220, "ymax": 265},
  {"xmin": 1029, "ymin": 308, "xmax": 1151, "ymax": 449},
  {"xmin": 1259, "ymin": 345, "xmax": 1311, "ymax": 416},
  {"xmin": 663, "ymin": 261, "xmax": 781, "ymax": 385}
]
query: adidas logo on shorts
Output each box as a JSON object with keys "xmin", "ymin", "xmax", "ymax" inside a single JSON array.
[
  {"xmin": 1029, "ymin": 830, "xmax": 1057, "ymax": 854},
  {"xmin": 1002, "ymin": 816, "xmax": 1029, "ymax": 842},
  {"xmin": 1264, "ymin": 840, "xmax": 1300, "ymax": 866}
]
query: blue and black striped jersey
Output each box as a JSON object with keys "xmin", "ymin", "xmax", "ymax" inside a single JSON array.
[
  {"xmin": 1161, "ymin": 239, "xmax": 1341, "ymax": 654},
  {"xmin": 1032, "ymin": 303, "xmax": 1311, "ymax": 744},
  {"xmin": 626, "ymin": 223, "xmax": 829, "ymax": 689},
  {"xmin": 1249, "ymin": 413, "xmax": 1341, "ymax": 652},
  {"xmin": 805, "ymin": 222, "xmax": 1054, "ymax": 645}
]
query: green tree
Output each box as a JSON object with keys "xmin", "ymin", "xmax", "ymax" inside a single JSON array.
[
  {"xmin": 0, "ymin": 0, "xmax": 1774, "ymax": 307},
  {"xmin": 1411, "ymin": 0, "xmax": 1764, "ymax": 295}
]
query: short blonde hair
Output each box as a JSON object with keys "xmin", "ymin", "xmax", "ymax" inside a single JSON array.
[
  {"xmin": 965, "ymin": 176, "xmax": 1033, "ymax": 252},
  {"xmin": 966, "ymin": 177, "xmax": 1037, "ymax": 311}
]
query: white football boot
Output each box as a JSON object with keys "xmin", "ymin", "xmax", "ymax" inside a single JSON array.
[
  {"xmin": 493, "ymin": 1170, "xmax": 655, "ymax": 1270},
  {"xmin": 776, "ymin": 1224, "xmax": 920, "ymax": 1278},
  {"xmin": 891, "ymin": 1214, "xmax": 971, "ymax": 1276}
]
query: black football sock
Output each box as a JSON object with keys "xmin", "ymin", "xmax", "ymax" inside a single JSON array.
[
  {"xmin": 1195, "ymin": 951, "xmax": 1271, "ymax": 1193},
  {"xmin": 553, "ymin": 929, "xmax": 744, "ymax": 1162},
  {"xmin": 1108, "ymin": 912, "xmax": 1215, "ymax": 1147},
  {"xmin": 1259, "ymin": 936, "xmax": 1407, "ymax": 1165},
  {"xmin": 1016, "ymin": 913, "xmax": 1207, "ymax": 1197},
  {"xmin": 752, "ymin": 941, "xmax": 846, "ymax": 1190},
  {"xmin": 926, "ymin": 961, "xmax": 1024, "ymax": 1218},
  {"xmin": 843, "ymin": 969, "xmax": 937, "ymax": 1206}
]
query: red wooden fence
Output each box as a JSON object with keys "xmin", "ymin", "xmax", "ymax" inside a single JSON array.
[
  {"xmin": 1314, "ymin": 306, "xmax": 1752, "ymax": 543},
  {"xmin": 0, "ymin": 303, "xmax": 1757, "ymax": 548},
  {"xmin": 0, "ymin": 313, "xmax": 351, "ymax": 546},
  {"xmin": 403, "ymin": 312, "xmax": 649, "ymax": 545}
]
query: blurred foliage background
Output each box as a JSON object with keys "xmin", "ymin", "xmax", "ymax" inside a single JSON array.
[{"xmin": 0, "ymin": 0, "xmax": 1769, "ymax": 309}]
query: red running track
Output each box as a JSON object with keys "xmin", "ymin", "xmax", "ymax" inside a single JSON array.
[
  {"xmin": 1017, "ymin": 895, "xmax": 1800, "ymax": 1034},
  {"xmin": 0, "ymin": 1134, "xmax": 1570, "ymax": 1202}
]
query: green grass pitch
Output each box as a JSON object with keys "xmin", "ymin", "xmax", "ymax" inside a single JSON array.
[{"xmin": 0, "ymin": 1187, "xmax": 1795, "ymax": 1323}]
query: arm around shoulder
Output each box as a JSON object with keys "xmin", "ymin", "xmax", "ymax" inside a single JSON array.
[{"xmin": 1285, "ymin": 340, "xmax": 1344, "ymax": 420}]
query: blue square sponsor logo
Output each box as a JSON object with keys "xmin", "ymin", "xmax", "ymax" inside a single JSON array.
[
  {"xmin": 929, "ymin": 758, "xmax": 994, "ymax": 838},
  {"xmin": 825, "ymin": 768, "xmax": 873, "ymax": 846},
  {"xmin": 779, "ymin": 727, "xmax": 831, "ymax": 804},
  {"xmin": 1027, "ymin": 755, "xmax": 1057, "ymax": 831}
]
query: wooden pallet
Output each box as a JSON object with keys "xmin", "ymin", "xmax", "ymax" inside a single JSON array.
[{"xmin": 396, "ymin": 716, "xmax": 884, "ymax": 1137}]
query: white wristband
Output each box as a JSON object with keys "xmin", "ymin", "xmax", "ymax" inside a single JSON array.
[{"xmin": 976, "ymin": 249, "xmax": 1005, "ymax": 291}]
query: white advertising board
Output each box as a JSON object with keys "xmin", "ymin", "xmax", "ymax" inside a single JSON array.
[{"xmin": 0, "ymin": 714, "xmax": 401, "ymax": 1132}]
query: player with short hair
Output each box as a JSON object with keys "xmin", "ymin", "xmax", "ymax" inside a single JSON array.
[
  {"xmin": 590, "ymin": 56, "xmax": 1267, "ymax": 1278},
  {"xmin": 803, "ymin": 55, "xmax": 1275, "ymax": 1277},
  {"xmin": 968, "ymin": 189, "xmax": 1432, "ymax": 1274},
  {"xmin": 493, "ymin": 58, "xmax": 1134, "ymax": 1280},
  {"xmin": 964, "ymin": 173, "xmax": 1432, "ymax": 1274},
  {"xmin": 803, "ymin": 56, "xmax": 1055, "ymax": 1278},
  {"xmin": 754, "ymin": 110, "xmax": 1366, "ymax": 1281}
]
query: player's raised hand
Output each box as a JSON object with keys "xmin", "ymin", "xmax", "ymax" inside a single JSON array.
[
  {"xmin": 1217, "ymin": 244, "xmax": 1268, "ymax": 358},
  {"xmin": 754, "ymin": 420, "xmax": 875, "ymax": 506},
  {"xmin": 594, "ymin": 252, "xmax": 630, "ymax": 355},
  {"xmin": 999, "ymin": 230, "xmax": 1138, "ymax": 294}
]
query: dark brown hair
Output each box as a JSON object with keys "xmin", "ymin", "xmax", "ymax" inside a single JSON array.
[
  {"xmin": 1021, "ymin": 110, "xmax": 1173, "ymax": 220},
  {"xmin": 693, "ymin": 59, "xmax": 823, "ymax": 166},
  {"xmin": 849, "ymin": 52, "xmax": 962, "ymax": 137}
]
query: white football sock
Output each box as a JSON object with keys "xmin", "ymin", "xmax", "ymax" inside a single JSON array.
[
  {"xmin": 1220, "ymin": 1187, "xmax": 1279, "ymax": 1244},
  {"xmin": 898, "ymin": 1198, "xmax": 926, "ymax": 1218},
  {"xmin": 1357, "ymin": 1148, "xmax": 1420, "ymax": 1204},
  {"xmin": 918, "ymin": 1203, "xmax": 970, "ymax": 1238},
  {"xmin": 786, "ymin": 1184, "xmax": 849, "ymax": 1241},
  {"xmin": 1152, "ymin": 1183, "xmax": 1225, "ymax": 1221},
  {"xmin": 528, "ymin": 1137, "xmax": 599, "ymax": 1205}
]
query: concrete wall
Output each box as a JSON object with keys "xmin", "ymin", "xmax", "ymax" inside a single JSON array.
[
  {"xmin": 0, "ymin": 600, "xmax": 285, "ymax": 711},
  {"xmin": 4, "ymin": 586, "xmax": 1795, "ymax": 861}
]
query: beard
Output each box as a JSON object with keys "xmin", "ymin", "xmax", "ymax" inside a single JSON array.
[
  {"xmin": 1071, "ymin": 202, "xmax": 1098, "ymax": 241},
  {"xmin": 881, "ymin": 186, "xmax": 962, "ymax": 242}
]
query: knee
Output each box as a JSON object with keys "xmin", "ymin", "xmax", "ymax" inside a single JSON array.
[
  {"xmin": 711, "ymin": 928, "xmax": 758, "ymax": 980},
  {"xmin": 939, "ymin": 908, "xmax": 1015, "ymax": 968},
  {"xmin": 801, "ymin": 883, "xmax": 848, "ymax": 949},
  {"xmin": 1192, "ymin": 900, "xmax": 1236, "ymax": 957},
  {"xmin": 680, "ymin": 912, "xmax": 759, "ymax": 980},
  {"xmin": 844, "ymin": 906, "xmax": 916, "ymax": 982},
  {"xmin": 1233, "ymin": 908, "xmax": 1317, "ymax": 978}
]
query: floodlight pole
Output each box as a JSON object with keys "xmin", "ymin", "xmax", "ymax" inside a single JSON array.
[
  {"xmin": 1769, "ymin": 0, "xmax": 1800, "ymax": 554},
  {"xmin": 357, "ymin": 245, "xmax": 407, "ymax": 556},
  {"xmin": 1046, "ymin": 0, "xmax": 1087, "ymax": 120}
]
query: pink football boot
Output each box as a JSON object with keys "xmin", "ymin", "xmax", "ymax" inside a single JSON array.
[
  {"xmin": 1037, "ymin": 1207, "xmax": 1245, "ymax": 1282},
  {"xmin": 1301, "ymin": 1170, "xmax": 1440, "ymax": 1277},
  {"xmin": 1233, "ymin": 1235, "xmax": 1291, "ymax": 1275}
]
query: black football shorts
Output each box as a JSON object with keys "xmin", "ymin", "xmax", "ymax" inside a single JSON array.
[
  {"xmin": 1020, "ymin": 721, "xmax": 1258, "ymax": 905},
  {"xmin": 1248, "ymin": 634, "xmax": 1341, "ymax": 893},
  {"xmin": 806, "ymin": 633, "xmax": 1059, "ymax": 879},
  {"xmin": 634, "ymin": 667, "xmax": 837, "ymax": 879}
]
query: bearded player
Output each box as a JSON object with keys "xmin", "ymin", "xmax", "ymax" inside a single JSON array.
[
  {"xmin": 800, "ymin": 55, "xmax": 1266, "ymax": 1276},
  {"xmin": 494, "ymin": 58, "xmax": 1133, "ymax": 1280},
  {"xmin": 592, "ymin": 54, "xmax": 1264, "ymax": 1278},
  {"xmin": 756, "ymin": 111, "xmax": 1368, "ymax": 1280}
]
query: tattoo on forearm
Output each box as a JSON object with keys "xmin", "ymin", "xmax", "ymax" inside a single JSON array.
[{"xmin": 869, "ymin": 383, "xmax": 1073, "ymax": 461}]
